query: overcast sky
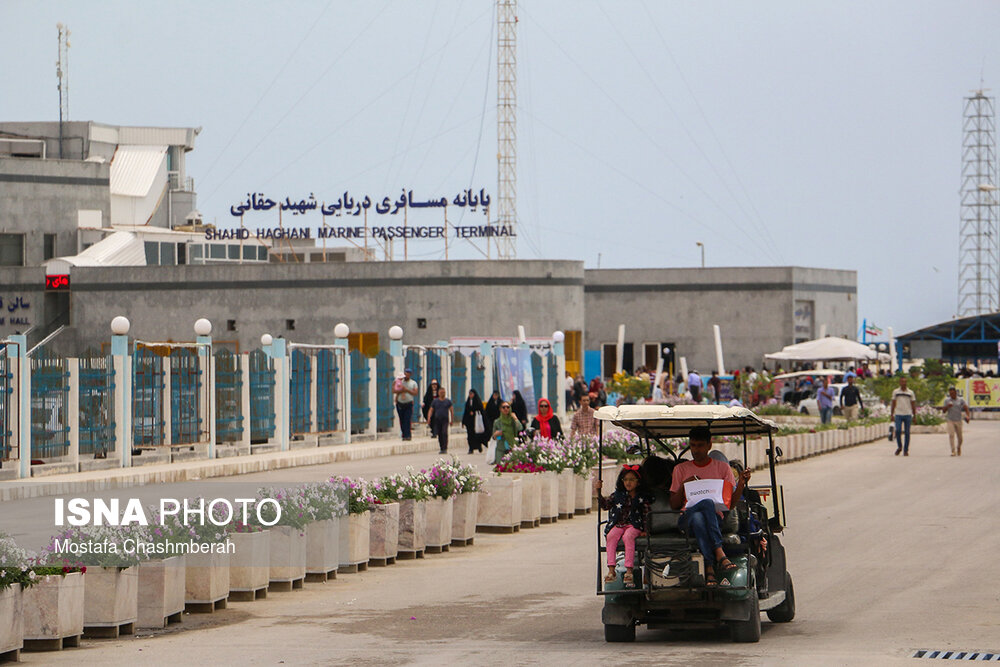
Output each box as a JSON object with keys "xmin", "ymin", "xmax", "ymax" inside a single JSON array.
[{"xmin": 3, "ymin": 1, "xmax": 1000, "ymax": 336}]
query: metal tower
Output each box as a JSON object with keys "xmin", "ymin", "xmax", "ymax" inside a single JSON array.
[
  {"xmin": 958, "ymin": 91, "xmax": 999, "ymax": 317},
  {"xmin": 56, "ymin": 23, "xmax": 70, "ymax": 158},
  {"xmin": 496, "ymin": 0, "xmax": 517, "ymax": 259}
]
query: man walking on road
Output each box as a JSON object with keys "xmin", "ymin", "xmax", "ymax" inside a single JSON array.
[
  {"xmin": 570, "ymin": 394, "xmax": 598, "ymax": 437},
  {"xmin": 817, "ymin": 376, "xmax": 836, "ymax": 424},
  {"xmin": 688, "ymin": 370, "xmax": 702, "ymax": 403},
  {"xmin": 940, "ymin": 386, "xmax": 971, "ymax": 456},
  {"xmin": 890, "ymin": 376, "xmax": 917, "ymax": 456},
  {"xmin": 394, "ymin": 368, "xmax": 419, "ymax": 441},
  {"xmin": 840, "ymin": 374, "xmax": 863, "ymax": 421}
]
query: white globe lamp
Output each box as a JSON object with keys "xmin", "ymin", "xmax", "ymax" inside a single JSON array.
[
  {"xmin": 552, "ymin": 330, "xmax": 565, "ymax": 343},
  {"xmin": 110, "ymin": 316, "xmax": 130, "ymax": 336},
  {"xmin": 194, "ymin": 318, "xmax": 212, "ymax": 337},
  {"xmin": 260, "ymin": 333, "xmax": 273, "ymax": 346},
  {"xmin": 334, "ymin": 323, "xmax": 350, "ymax": 339},
  {"xmin": 388, "ymin": 325, "xmax": 403, "ymax": 340}
]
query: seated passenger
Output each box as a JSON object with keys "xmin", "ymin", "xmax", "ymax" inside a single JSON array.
[
  {"xmin": 593, "ymin": 465, "xmax": 653, "ymax": 587},
  {"xmin": 639, "ymin": 454, "xmax": 676, "ymax": 497},
  {"xmin": 670, "ymin": 426, "xmax": 752, "ymax": 586}
]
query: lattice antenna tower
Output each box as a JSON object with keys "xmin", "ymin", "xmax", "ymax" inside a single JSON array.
[
  {"xmin": 496, "ymin": 0, "xmax": 517, "ymax": 259},
  {"xmin": 958, "ymin": 90, "xmax": 999, "ymax": 317},
  {"xmin": 56, "ymin": 23, "xmax": 70, "ymax": 158}
]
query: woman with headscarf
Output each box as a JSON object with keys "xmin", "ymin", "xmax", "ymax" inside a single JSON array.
[
  {"xmin": 422, "ymin": 379, "xmax": 440, "ymax": 435},
  {"xmin": 530, "ymin": 397, "xmax": 564, "ymax": 440},
  {"xmin": 490, "ymin": 399, "xmax": 524, "ymax": 464},
  {"xmin": 461, "ymin": 389, "xmax": 489, "ymax": 454},
  {"xmin": 511, "ymin": 390, "xmax": 528, "ymax": 425},
  {"xmin": 484, "ymin": 390, "xmax": 502, "ymax": 428}
]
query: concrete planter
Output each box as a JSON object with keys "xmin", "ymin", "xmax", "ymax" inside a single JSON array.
[
  {"xmin": 538, "ymin": 471, "xmax": 559, "ymax": 522},
  {"xmin": 397, "ymin": 500, "xmax": 426, "ymax": 555},
  {"xmin": 185, "ymin": 550, "xmax": 230, "ymax": 607},
  {"xmin": 477, "ymin": 475, "xmax": 522, "ymax": 532},
  {"xmin": 0, "ymin": 585, "xmax": 23, "ymax": 658},
  {"xmin": 369, "ymin": 503, "xmax": 400, "ymax": 562},
  {"xmin": 912, "ymin": 424, "xmax": 947, "ymax": 434},
  {"xmin": 84, "ymin": 566, "xmax": 138, "ymax": 635},
  {"xmin": 22, "ymin": 571, "xmax": 84, "ymax": 648},
  {"xmin": 269, "ymin": 525, "xmax": 307, "ymax": 584},
  {"xmin": 306, "ymin": 518, "xmax": 340, "ymax": 579},
  {"xmin": 339, "ymin": 511, "xmax": 371, "ymax": 568},
  {"xmin": 425, "ymin": 496, "xmax": 454, "ymax": 549},
  {"xmin": 451, "ymin": 492, "xmax": 479, "ymax": 544},
  {"xmin": 504, "ymin": 473, "xmax": 541, "ymax": 526},
  {"xmin": 574, "ymin": 473, "xmax": 592, "ymax": 514},
  {"xmin": 557, "ymin": 470, "xmax": 576, "ymax": 519},
  {"xmin": 137, "ymin": 555, "xmax": 186, "ymax": 628},
  {"xmin": 229, "ymin": 531, "xmax": 270, "ymax": 598}
]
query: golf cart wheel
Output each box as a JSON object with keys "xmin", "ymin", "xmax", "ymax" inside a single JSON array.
[
  {"xmin": 767, "ymin": 573, "xmax": 795, "ymax": 623},
  {"xmin": 604, "ymin": 623, "xmax": 636, "ymax": 643},
  {"xmin": 729, "ymin": 588, "xmax": 761, "ymax": 643}
]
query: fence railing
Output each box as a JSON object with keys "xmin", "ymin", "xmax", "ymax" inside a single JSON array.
[{"xmin": 0, "ymin": 336, "xmax": 563, "ymax": 478}]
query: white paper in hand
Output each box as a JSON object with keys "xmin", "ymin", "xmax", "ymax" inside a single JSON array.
[{"xmin": 683, "ymin": 478, "xmax": 729, "ymax": 512}]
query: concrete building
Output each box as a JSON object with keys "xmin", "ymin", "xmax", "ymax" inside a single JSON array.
[{"xmin": 1, "ymin": 119, "xmax": 858, "ymax": 378}]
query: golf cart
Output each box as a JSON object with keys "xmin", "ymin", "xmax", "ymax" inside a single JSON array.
[{"xmin": 594, "ymin": 404, "xmax": 795, "ymax": 643}]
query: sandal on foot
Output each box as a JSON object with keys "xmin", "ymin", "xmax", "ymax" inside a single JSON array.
[
  {"xmin": 604, "ymin": 571, "xmax": 617, "ymax": 583},
  {"xmin": 715, "ymin": 558, "xmax": 739, "ymax": 576},
  {"xmin": 704, "ymin": 570, "xmax": 718, "ymax": 587},
  {"xmin": 623, "ymin": 570, "xmax": 635, "ymax": 586}
]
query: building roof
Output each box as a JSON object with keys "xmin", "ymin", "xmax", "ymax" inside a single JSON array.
[
  {"xmin": 44, "ymin": 231, "xmax": 146, "ymax": 272},
  {"xmin": 899, "ymin": 311, "xmax": 1000, "ymax": 342},
  {"xmin": 110, "ymin": 145, "xmax": 167, "ymax": 197}
]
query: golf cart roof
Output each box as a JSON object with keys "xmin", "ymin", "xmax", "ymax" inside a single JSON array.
[{"xmin": 594, "ymin": 404, "xmax": 778, "ymax": 438}]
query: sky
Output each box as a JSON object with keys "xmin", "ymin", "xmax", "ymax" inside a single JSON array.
[{"xmin": 3, "ymin": 1, "xmax": 1000, "ymax": 336}]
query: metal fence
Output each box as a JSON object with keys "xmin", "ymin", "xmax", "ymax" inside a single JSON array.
[
  {"xmin": 547, "ymin": 352, "xmax": 560, "ymax": 406},
  {"xmin": 214, "ymin": 349, "xmax": 242, "ymax": 444},
  {"xmin": 170, "ymin": 348, "xmax": 202, "ymax": 444},
  {"xmin": 0, "ymin": 349, "xmax": 11, "ymax": 461},
  {"xmin": 79, "ymin": 351, "xmax": 115, "ymax": 456},
  {"xmin": 531, "ymin": 352, "xmax": 544, "ymax": 407},
  {"xmin": 451, "ymin": 351, "xmax": 467, "ymax": 420},
  {"xmin": 471, "ymin": 351, "xmax": 486, "ymax": 398},
  {"xmin": 315, "ymin": 349, "xmax": 340, "ymax": 432},
  {"xmin": 376, "ymin": 350, "xmax": 394, "ymax": 431},
  {"xmin": 350, "ymin": 349, "xmax": 370, "ymax": 434},
  {"xmin": 248, "ymin": 349, "xmax": 275, "ymax": 443},
  {"xmin": 289, "ymin": 349, "xmax": 312, "ymax": 435},
  {"xmin": 30, "ymin": 348, "xmax": 70, "ymax": 460},
  {"xmin": 133, "ymin": 346, "xmax": 165, "ymax": 447}
]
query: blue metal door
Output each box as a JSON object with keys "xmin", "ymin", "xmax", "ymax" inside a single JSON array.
[
  {"xmin": 170, "ymin": 348, "xmax": 202, "ymax": 444},
  {"xmin": 249, "ymin": 349, "xmax": 275, "ymax": 442},
  {"xmin": 214, "ymin": 349, "xmax": 243, "ymax": 443},
  {"xmin": 30, "ymin": 348, "xmax": 70, "ymax": 460},
  {"xmin": 451, "ymin": 351, "xmax": 466, "ymax": 421},
  {"xmin": 350, "ymin": 349, "xmax": 370, "ymax": 434},
  {"xmin": 79, "ymin": 351, "xmax": 115, "ymax": 456},
  {"xmin": 289, "ymin": 349, "xmax": 312, "ymax": 434},
  {"xmin": 471, "ymin": 352, "xmax": 485, "ymax": 399},
  {"xmin": 0, "ymin": 349, "xmax": 12, "ymax": 461},
  {"xmin": 531, "ymin": 352, "xmax": 544, "ymax": 409},
  {"xmin": 132, "ymin": 347, "xmax": 165, "ymax": 446},
  {"xmin": 316, "ymin": 349, "xmax": 339, "ymax": 432},
  {"xmin": 547, "ymin": 353, "xmax": 559, "ymax": 406},
  {"xmin": 376, "ymin": 350, "xmax": 394, "ymax": 432}
]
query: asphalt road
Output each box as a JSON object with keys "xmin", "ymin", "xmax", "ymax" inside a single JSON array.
[{"xmin": 8, "ymin": 421, "xmax": 1000, "ymax": 666}]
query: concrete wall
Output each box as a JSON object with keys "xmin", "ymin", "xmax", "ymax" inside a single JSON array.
[
  {"xmin": 60, "ymin": 259, "xmax": 585, "ymax": 354},
  {"xmin": 583, "ymin": 266, "xmax": 857, "ymax": 373},
  {"xmin": 0, "ymin": 156, "xmax": 111, "ymax": 265},
  {"xmin": 0, "ymin": 266, "xmax": 46, "ymax": 336}
]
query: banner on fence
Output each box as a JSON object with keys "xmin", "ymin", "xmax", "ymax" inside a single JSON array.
[
  {"xmin": 954, "ymin": 377, "xmax": 1000, "ymax": 408},
  {"xmin": 495, "ymin": 348, "xmax": 536, "ymax": 407}
]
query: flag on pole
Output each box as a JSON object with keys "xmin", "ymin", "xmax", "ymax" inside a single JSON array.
[{"xmin": 865, "ymin": 322, "xmax": 883, "ymax": 337}]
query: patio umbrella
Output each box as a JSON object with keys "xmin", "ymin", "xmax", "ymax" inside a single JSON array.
[{"xmin": 764, "ymin": 336, "xmax": 878, "ymax": 362}]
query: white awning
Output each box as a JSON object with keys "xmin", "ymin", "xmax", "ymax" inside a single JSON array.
[
  {"xmin": 44, "ymin": 231, "xmax": 146, "ymax": 271},
  {"xmin": 110, "ymin": 145, "xmax": 167, "ymax": 197},
  {"xmin": 765, "ymin": 336, "xmax": 878, "ymax": 362}
]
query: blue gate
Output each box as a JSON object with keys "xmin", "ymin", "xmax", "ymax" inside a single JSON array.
[
  {"xmin": 425, "ymin": 348, "xmax": 443, "ymax": 387},
  {"xmin": 316, "ymin": 349, "xmax": 340, "ymax": 432},
  {"xmin": 132, "ymin": 347, "xmax": 165, "ymax": 446},
  {"xmin": 404, "ymin": 348, "xmax": 423, "ymax": 427},
  {"xmin": 531, "ymin": 352, "xmax": 544, "ymax": 408},
  {"xmin": 376, "ymin": 350, "xmax": 394, "ymax": 432},
  {"xmin": 471, "ymin": 351, "xmax": 486, "ymax": 399},
  {"xmin": 350, "ymin": 350, "xmax": 370, "ymax": 434},
  {"xmin": 451, "ymin": 351, "xmax": 466, "ymax": 421},
  {"xmin": 0, "ymin": 349, "xmax": 11, "ymax": 461},
  {"xmin": 215, "ymin": 349, "xmax": 243, "ymax": 443},
  {"xmin": 249, "ymin": 349, "xmax": 275, "ymax": 443},
  {"xmin": 30, "ymin": 348, "xmax": 70, "ymax": 460},
  {"xmin": 79, "ymin": 352, "xmax": 115, "ymax": 456},
  {"xmin": 170, "ymin": 348, "xmax": 202, "ymax": 444},
  {"xmin": 290, "ymin": 349, "xmax": 312, "ymax": 434}
]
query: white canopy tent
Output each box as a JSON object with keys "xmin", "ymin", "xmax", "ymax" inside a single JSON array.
[{"xmin": 764, "ymin": 336, "xmax": 878, "ymax": 362}]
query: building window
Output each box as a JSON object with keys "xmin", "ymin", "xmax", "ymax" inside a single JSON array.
[
  {"xmin": 286, "ymin": 319, "xmax": 295, "ymax": 331},
  {"xmin": 190, "ymin": 245, "xmax": 203, "ymax": 263},
  {"xmin": 144, "ymin": 241, "xmax": 159, "ymax": 265},
  {"xmin": 0, "ymin": 233, "xmax": 24, "ymax": 266},
  {"xmin": 43, "ymin": 233, "xmax": 57, "ymax": 260},
  {"xmin": 243, "ymin": 245, "xmax": 256, "ymax": 260},
  {"xmin": 227, "ymin": 244, "xmax": 240, "ymax": 260},
  {"xmin": 227, "ymin": 319, "xmax": 237, "ymax": 332},
  {"xmin": 160, "ymin": 242, "xmax": 177, "ymax": 265},
  {"xmin": 210, "ymin": 244, "xmax": 225, "ymax": 259},
  {"xmin": 257, "ymin": 246, "xmax": 268, "ymax": 261}
]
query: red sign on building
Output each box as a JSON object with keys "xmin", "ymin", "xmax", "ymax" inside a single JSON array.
[{"xmin": 45, "ymin": 274, "xmax": 70, "ymax": 291}]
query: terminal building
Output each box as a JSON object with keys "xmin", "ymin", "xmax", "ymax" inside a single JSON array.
[{"xmin": 1, "ymin": 121, "xmax": 857, "ymax": 376}]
